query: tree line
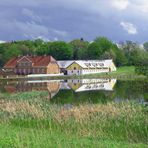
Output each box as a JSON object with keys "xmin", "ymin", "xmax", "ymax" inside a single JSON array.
[{"xmin": 0, "ymin": 37, "xmax": 148, "ymax": 68}]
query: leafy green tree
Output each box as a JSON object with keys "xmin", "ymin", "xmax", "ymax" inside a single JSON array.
[
  {"xmin": 87, "ymin": 37, "xmax": 113, "ymax": 59},
  {"xmin": 3, "ymin": 44, "xmax": 22, "ymax": 62},
  {"xmin": 129, "ymin": 49, "xmax": 148, "ymax": 66},
  {"xmin": 94, "ymin": 37, "xmax": 112, "ymax": 52},
  {"xmin": 135, "ymin": 55, "xmax": 148, "ymax": 76},
  {"xmin": 34, "ymin": 39, "xmax": 44, "ymax": 47},
  {"xmin": 115, "ymin": 50, "xmax": 128, "ymax": 66},
  {"xmin": 100, "ymin": 50, "xmax": 116, "ymax": 61},
  {"xmin": 77, "ymin": 46, "xmax": 88, "ymax": 60},
  {"xmin": 143, "ymin": 42, "xmax": 148, "ymax": 52},
  {"xmin": 123, "ymin": 41, "xmax": 139, "ymax": 53},
  {"xmin": 18, "ymin": 44, "xmax": 33, "ymax": 55},
  {"xmin": 0, "ymin": 54, "xmax": 3, "ymax": 67},
  {"xmin": 47, "ymin": 41, "xmax": 73, "ymax": 60},
  {"xmin": 69, "ymin": 39, "xmax": 89, "ymax": 60},
  {"xmin": 118, "ymin": 41, "xmax": 145, "ymax": 66},
  {"xmin": 36, "ymin": 42, "xmax": 51, "ymax": 55},
  {"xmin": 16, "ymin": 40, "xmax": 36, "ymax": 53},
  {"xmin": 87, "ymin": 42, "xmax": 101, "ymax": 59}
]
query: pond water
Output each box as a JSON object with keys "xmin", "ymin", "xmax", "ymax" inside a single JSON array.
[{"xmin": 0, "ymin": 78, "xmax": 148, "ymax": 105}]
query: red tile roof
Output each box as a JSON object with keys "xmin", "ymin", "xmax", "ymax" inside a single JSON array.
[{"xmin": 4, "ymin": 56, "xmax": 56, "ymax": 68}]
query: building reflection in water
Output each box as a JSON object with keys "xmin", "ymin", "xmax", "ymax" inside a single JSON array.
[
  {"xmin": 1, "ymin": 79, "xmax": 117, "ymax": 99},
  {"xmin": 64, "ymin": 79, "xmax": 117, "ymax": 92},
  {"xmin": 3, "ymin": 80, "xmax": 61, "ymax": 99}
]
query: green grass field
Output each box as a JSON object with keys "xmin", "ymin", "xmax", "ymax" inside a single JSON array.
[
  {"xmin": 0, "ymin": 124, "xmax": 147, "ymax": 148},
  {"xmin": 113, "ymin": 66, "xmax": 135, "ymax": 74},
  {"xmin": 0, "ymin": 91, "xmax": 148, "ymax": 147}
]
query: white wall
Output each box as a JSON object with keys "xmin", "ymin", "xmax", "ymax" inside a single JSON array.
[
  {"xmin": 67, "ymin": 69, "xmax": 110, "ymax": 75},
  {"xmin": 81, "ymin": 69, "xmax": 109, "ymax": 75}
]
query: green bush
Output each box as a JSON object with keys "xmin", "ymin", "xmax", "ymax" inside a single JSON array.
[{"xmin": 136, "ymin": 66, "xmax": 148, "ymax": 76}]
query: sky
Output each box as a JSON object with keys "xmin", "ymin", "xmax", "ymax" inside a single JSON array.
[{"xmin": 0, "ymin": 0, "xmax": 148, "ymax": 43}]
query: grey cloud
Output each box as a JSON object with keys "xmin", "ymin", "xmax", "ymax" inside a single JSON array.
[
  {"xmin": 22, "ymin": 8, "xmax": 42, "ymax": 23},
  {"xmin": 14, "ymin": 21, "xmax": 49, "ymax": 37},
  {"xmin": 0, "ymin": 0, "xmax": 148, "ymax": 42}
]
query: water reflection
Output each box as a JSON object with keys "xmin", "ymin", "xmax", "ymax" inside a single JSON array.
[
  {"xmin": 61, "ymin": 79, "xmax": 116, "ymax": 92},
  {"xmin": 2, "ymin": 80, "xmax": 60, "ymax": 99},
  {"xmin": 0, "ymin": 78, "xmax": 147, "ymax": 104}
]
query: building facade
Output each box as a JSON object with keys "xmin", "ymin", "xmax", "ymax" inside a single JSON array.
[
  {"xmin": 3, "ymin": 55, "xmax": 60, "ymax": 75},
  {"xmin": 58, "ymin": 59, "xmax": 116, "ymax": 75}
]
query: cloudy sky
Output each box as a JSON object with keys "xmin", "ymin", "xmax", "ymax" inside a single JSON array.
[{"xmin": 0, "ymin": 0, "xmax": 148, "ymax": 43}]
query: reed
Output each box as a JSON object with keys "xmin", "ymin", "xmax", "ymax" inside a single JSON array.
[{"xmin": 0, "ymin": 91, "xmax": 148, "ymax": 147}]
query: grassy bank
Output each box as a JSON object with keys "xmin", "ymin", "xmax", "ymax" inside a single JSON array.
[
  {"xmin": 0, "ymin": 91, "xmax": 148, "ymax": 147},
  {"xmin": 0, "ymin": 66, "xmax": 146, "ymax": 81}
]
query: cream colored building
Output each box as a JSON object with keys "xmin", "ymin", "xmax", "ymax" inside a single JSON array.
[{"xmin": 58, "ymin": 59, "xmax": 116, "ymax": 75}]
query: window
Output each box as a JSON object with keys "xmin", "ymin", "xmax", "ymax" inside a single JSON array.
[
  {"xmin": 38, "ymin": 69, "xmax": 40, "ymax": 73},
  {"xmin": 42, "ymin": 69, "xmax": 45, "ymax": 73},
  {"xmin": 99, "ymin": 63, "xmax": 104, "ymax": 67},
  {"xmin": 74, "ymin": 67, "xmax": 76, "ymax": 70},
  {"xmin": 33, "ymin": 69, "xmax": 35, "ymax": 73},
  {"xmin": 28, "ymin": 68, "xmax": 30, "ymax": 74},
  {"xmin": 23, "ymin": 69, "xmax": 26, "ymax": 74}
]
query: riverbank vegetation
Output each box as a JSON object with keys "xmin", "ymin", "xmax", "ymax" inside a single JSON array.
[{"xmin": 0, "ymin": 91, "xmax": 147, "ymax": 147}]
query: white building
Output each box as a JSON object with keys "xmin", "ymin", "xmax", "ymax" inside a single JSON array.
[{"xmin": 57, "ymin": 59, "xmax": 116, "ymax": 75}]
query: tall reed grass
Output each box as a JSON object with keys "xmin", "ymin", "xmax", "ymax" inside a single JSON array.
[{"xmin": 0, "ymin": 91, "xmax": 148, "ymax": 147}]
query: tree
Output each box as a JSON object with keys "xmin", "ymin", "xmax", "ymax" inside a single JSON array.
[
  {"xmin": 94, "ymin": 37, "xmax": 112, "ymax": 52},
  {"xmin": 69, "ymin": 39, "xmax": 89, "ymax": 60},
  {"xmin": 87, "ymin": 37, "xmax": 113, "ymax": 59},
  {"xmin": 119, "ymin": 41, "xmax": 143, "ymax": 66},
  {"xmin": 34, "ymin": 39, "xmax": 44, "ymax": 47},
  {"xmin": 16, "ymin": 40, "xmax": 36, "ymax": 53},
  {"xmin": 3, "ymin": 44, "xmax": 22, "ymax": 62},
  {"xmin": 77, "ymin": 46, "xmax": 88, "ymax": 60},
  {"xmin": 135, "ymin": 51, "xmax": 148, "ymax": 76},
  {"xmin": 18, "ymin": 44, "xmax": 33, "ymax": 55},
  {"xmin": 47, "ymin": 41, "xmax": 73, "ymax": 60},
  {"xmin": 129, "ymin": 49, "xmax": 148, "ymax": 66},
  {"xmin": 115, "ymin": 50, "xmax": 128, "ymax": 66},
  {"xmin": 36, "ymin": 42, "xmax": 51, "ymax": 55},
  {"xmin": 143, "ymin": 42, "xmax": 148, "ymax": 52},
  {"xmin": 100, "ymin": 50, "xmax": 116, "ymax": 61},
  {"xmin": 87, "ymin": 42, "xmax": 101, "ymax": 59}
]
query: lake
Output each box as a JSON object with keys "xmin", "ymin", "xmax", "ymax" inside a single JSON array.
[{"xmin": 0, "ymin": 78, "xmax": 147, "ymax": 105}]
